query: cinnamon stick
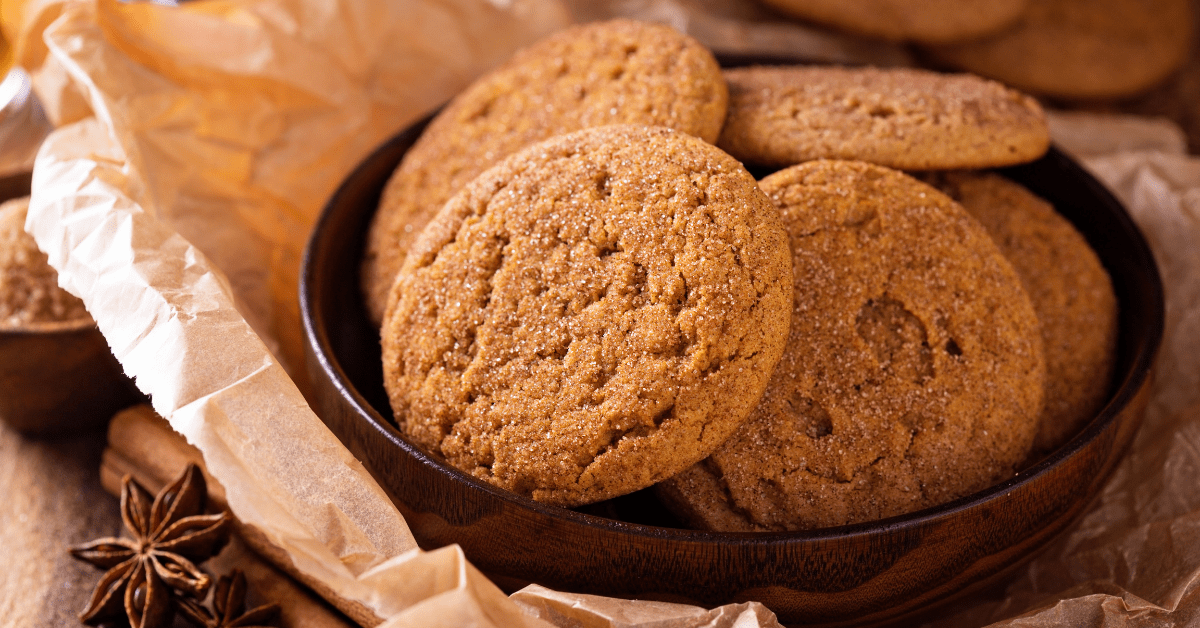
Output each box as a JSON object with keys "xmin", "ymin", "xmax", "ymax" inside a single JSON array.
[{"xmin": 100, "ymin": 404, "xmax": 370, "ymax": 628}]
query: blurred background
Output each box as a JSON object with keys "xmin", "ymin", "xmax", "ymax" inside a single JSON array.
[{"xmin": 3, "ymin": 0, "xmax": 1199, "ymax": 171}]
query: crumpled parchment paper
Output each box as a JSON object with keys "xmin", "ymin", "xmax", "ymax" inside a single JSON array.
[{"xmin": 13, "ymin": 0, "xmax": 1200, "ymax": 626}]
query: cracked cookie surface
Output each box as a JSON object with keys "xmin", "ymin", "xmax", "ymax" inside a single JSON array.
[
  {"xmin": 716, "ymin": 65, "xmax": 1048, "ymax": 171},
  {"xmin": 380, "ymin": 125, "xmax": 793, "ymax": 507},
  {"xmin": 361, "ymin": 19, "xmax": 728, "ymax": 325},
  {"xmin": 658, "ymin": 160, "xmax": 1044, "ymax": 531},
  {"xmin": 926, "ymin": 171, "xmax": 1117, "ymax": 455}
]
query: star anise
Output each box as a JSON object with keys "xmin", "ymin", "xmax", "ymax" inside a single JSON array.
[
  {"xmin": 69, "ymin": 463, "xmax": 232, "ymax": 628},
  {"xmin": 178, "ymin": 569, "xmax": 279, "ymax": 628}
]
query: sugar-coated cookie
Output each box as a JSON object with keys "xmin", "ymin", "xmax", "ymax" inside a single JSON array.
[
  {"xmin": 658, "ymin": 160, "xmax": 1044, "ymax": 531},
  {"xmin": 381, "ymin": 125, "xmax": 793, "ymax": 507},
  {"xmin": 717, "ymin": 66, "xmax": 1048, "ymax": 171},
  {"xmin": 927, "ymin": 171, "xmax": 1117, "ymax": 454},
  {"xmin": 361, "ymin": 19, "xmax": 728, "ymax": 325}
]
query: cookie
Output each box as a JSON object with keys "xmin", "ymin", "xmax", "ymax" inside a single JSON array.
[
  {"xmin": 717, "ymin": 66, "xmax": 1049, "ymax": 171},
  {"xmin": 380, "ymin": 125, "xmax": 794, "ymax": 507},
  {"xmin": 926, "ymin": 171, "xmax": 1117, "ymax": 454},
  {"xmin": 658, "ymin": 160, "xmax": 1044, "ymax": 531},
  {"xmin": 924, "ymin": 0, "xmax": 1192, "ymax": 100},
  {"xmin": 361, "ymin": 19, "xmax": 728, "ymax": 325},
  {"xmin": 760, "ymin": 0, "xmax": 1029, "ymax": 44}
]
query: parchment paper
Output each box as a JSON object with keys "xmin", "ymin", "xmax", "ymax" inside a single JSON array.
[{"xmin": 14, "ymin": 1, "xmax": 1200, "ymax": 626}]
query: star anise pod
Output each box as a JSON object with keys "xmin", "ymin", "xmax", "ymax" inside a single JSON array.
[
  {"xmin": 69, "ymin": 463, "xmax": 232, "ymax": 628},
  {"xmin": 178, "ymin": 569, "xmax": 280, "ymax": 628}
]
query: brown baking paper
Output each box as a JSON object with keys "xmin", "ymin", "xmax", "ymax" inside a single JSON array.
[{"xmin": 17, "ymin": 0, "xmax": 1200, "ymax": 626}]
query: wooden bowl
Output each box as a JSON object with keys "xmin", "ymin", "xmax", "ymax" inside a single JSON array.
[
  {"xmin": 0, "ymin": 172, "xmax": 144, "ymax": 437},
  {"xmin": 300, "ymin": 118, "xmax": 1163, "ymax": 626}
]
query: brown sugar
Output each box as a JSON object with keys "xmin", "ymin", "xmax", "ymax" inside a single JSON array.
[{"xmin": 0, "ymin": 197, "xmax": 90, "ymax": 328}]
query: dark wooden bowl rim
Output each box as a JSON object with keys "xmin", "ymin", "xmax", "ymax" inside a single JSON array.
[{"xmin": 300, "ymin": 121, "xmax": 1163, "ymax": 548}]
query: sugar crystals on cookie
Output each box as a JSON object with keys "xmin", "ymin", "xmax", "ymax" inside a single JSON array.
[
  {"xmin": 361, "ymin": 19, "xmax": 729, "ymax": 325},
  {"xmin": 659, "ymin": 161, "xmax": 1046, "ymax": 531},
  {"xmin": 926, "ymin": 171, "xmax": 1118, "ymax": 455},
  {"xmin": 717, "ymin": 65, "xmax": 1049, "ymax": 171},
  {"xmin": 380, "ymin": 125, "xmax": 793, "ymax": 507}
]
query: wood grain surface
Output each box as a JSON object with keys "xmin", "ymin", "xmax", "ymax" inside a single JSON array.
[
  {"xmin": 0, "ymin": 419, "xmax": 121, "ymax": 628},
  {"xmin": 0, "ymin": 405, "xmax": 355, "ymax": 628}
]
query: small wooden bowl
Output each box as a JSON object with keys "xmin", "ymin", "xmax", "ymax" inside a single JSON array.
[
  {"xmin": 0, "ymin": 172, "xmax": 144, "ymax": 437},
  {"xmin": 301, "ymin": 120, "xmax": 1163, "ymax": 626}
]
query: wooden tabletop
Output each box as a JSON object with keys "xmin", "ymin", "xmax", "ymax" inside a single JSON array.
[{"xmin": 0, "ymin": 418, "xmax": 123, "ymax": 627}]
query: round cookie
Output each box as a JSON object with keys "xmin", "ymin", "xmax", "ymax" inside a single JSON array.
[
  {"xmin": 760, "ymin": 0, "xmax": 1029, "ymax": 44},
  {"xmin": 361, "ymin": 19, "xmax": 728, "ymax": 325},
  {"xmin": 658, "ymin": 160, "xmax": 1045, "ymax": 531},
  {"xmin": 716, "ymin": 65, "xmax": 1049, "ymax": 171},
  {"xmin": 381, "ymin": 125, "xmax": 794, "ymax": 507},
  {"xmin": 926, "ymin": 171, "xmax": 1117, "ymax": 454},
  {"xmin": 923, "ymin": 0, "xmax": 1192, "ymax": 100}
]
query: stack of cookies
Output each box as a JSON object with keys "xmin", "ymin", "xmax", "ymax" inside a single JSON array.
[{"xmin": 363, "ymin": 19, "xmax": 1117, "ymax": 532}]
